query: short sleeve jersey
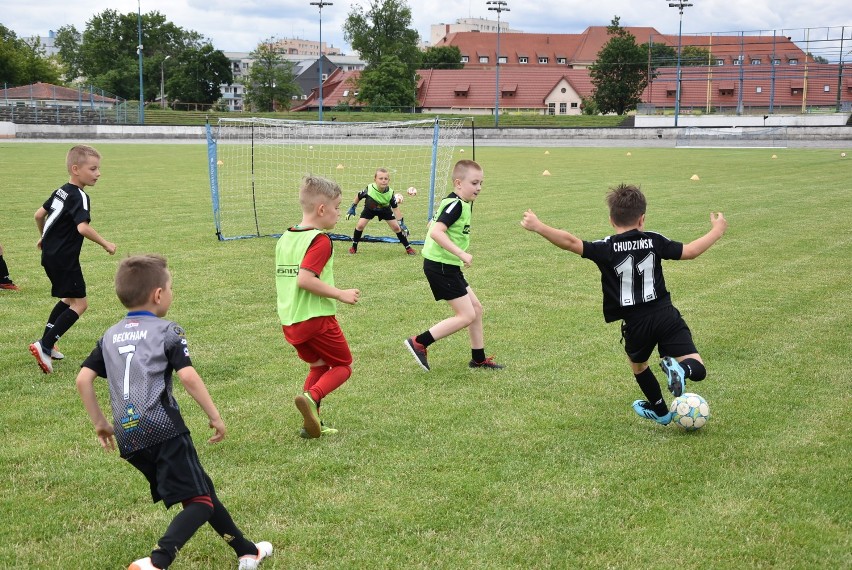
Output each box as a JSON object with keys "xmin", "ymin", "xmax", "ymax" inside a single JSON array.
[
  {"xmin": 81, "ymin": 312, "xmax": 193, "ymax": 457},
  {"xmin": 40, "ymin": 182, "xmax": 91, "ymax": 266},
  {"xmin": 581, "ymin": 229, "xmax": 683, "ymax": 323},
  {"xmin": 421, "ymin": 192, "xmax": 471, "ymax": 266}
]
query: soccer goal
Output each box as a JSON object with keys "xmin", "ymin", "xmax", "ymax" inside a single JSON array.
[
  {"xmin": 206, "ymin": 117, "xmax": 470, "ymax": 242},
  {"xmin": 676, "ymin": 126, "xmax": 789, "ymax": 149}
]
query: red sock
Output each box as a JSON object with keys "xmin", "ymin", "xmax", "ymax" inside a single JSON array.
[
  {"xmin": 308, "ymin": 365, "xmax": 351, "ymax": 403},
  {"xmin": 304, "ymin": 365, "xmax": 330, "ymax": 391}
]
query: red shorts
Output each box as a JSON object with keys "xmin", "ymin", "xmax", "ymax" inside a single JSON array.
[{"xmin": 283, "ymin": 316, "xmax": 352, "ymax": 367}]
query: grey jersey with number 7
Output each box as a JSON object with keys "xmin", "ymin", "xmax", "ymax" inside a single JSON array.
[{"xmin": 82, "ymin": 313, "xmax": 193, "ymax": 457}]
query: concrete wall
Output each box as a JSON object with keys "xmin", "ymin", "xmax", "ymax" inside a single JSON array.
[
  {"xmin": 635, "ymin": 113, "xmax": 851, "ymax": 128},
  {"xmin": 7, "ymin": 122, "xmax": 852, "ymax": 147}
]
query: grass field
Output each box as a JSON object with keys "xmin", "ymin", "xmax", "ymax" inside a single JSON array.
[{"xmin": 0, "ymin": 142, "xmax": 850, "ymax": 569}]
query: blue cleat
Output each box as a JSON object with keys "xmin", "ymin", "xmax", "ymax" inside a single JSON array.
[
  {"xmin": 632, "ymin": 400, "xmax": 673, "ymax": 425},
  {"xmin": 660, "ymin": 356, "xmax": 686, "ymax": 397}
]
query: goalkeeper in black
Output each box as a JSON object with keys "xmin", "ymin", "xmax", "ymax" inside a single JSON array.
[{"xmin": 346, "ymin": 167, "xmax": 416, "ymax": 255}]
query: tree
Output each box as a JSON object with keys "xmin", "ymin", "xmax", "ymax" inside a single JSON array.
[
  {"xmin": 53, "ymin": 25, "xmax": 84, "ymax": 82},
  {"xmin": 72, "ymin": 8, "xmax": 222, "ymax": 102},
  {"xmin": 0, "ymin": 24, "xmax": 60, "ymax": 85},
  {"xmin": 357, "ymin": 55, "xmax": 417, "ymax": 111},
  {"xmin": 807, "ymin": 52, "xmax": 829, "ymax": 64},
  {"xmin": 343, "ymin": 0, "xmax": 420, "ymax": 111},
  {"xmin": 166, "ymin": 44, "xmax": 233, "ymax": 106},
  {"xmin": 589, "ymin": 17, "xmax": 648, "ymax": 115},
  {"xmin": 421, "ymin": 46, "xmax": 463, "ymax": 70},
  {"xmin": 243, "ymin": 40, "xmax": 300, "ymax": 112},
  {"xmin": 681, "ymin": 45, "xmax": 712, "ymax": 66}
]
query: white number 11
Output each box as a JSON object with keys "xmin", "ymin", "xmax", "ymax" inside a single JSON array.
[{"xmin": 614, "ymin": 253, "xmax": 657, "ymax": 307}]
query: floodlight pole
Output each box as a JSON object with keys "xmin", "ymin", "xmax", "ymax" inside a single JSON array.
[
  {"xmin": 668, "ymin": 0, "xmax": 692, "ymax": 127},
  {"xmin": 487, "ymin": 0, "xmax": 509, "ymax": 128},
  {"xmin": 311, "ymin": 0, "xmax": 333, "ymax": 122},
  {"xmin": 137, "ymin": 0, "xmax": 144, "ymax": 124},
  {"xmin": 160, "ymin": 55, "xmax": 171, "ymax": 109}
]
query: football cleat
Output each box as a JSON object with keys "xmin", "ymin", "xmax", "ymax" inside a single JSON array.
[
  {"xmin": 660, "ymin": 356, "xmax": 686, "ymax": 397},
  {"xmin": 632, "ymin": 400, "xmax": 673, "ymax": 425}
]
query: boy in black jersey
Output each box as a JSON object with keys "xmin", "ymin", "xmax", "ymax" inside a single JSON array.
[
  {"xmin": 76, "ymin": 255, "xmax": 272, "ymax": 570},
  {"xmin": 521, "ymin": 184, "xmax": 726, "ymax": 425},
  {"xmin": 0, "ymin": 242, "xmax": 19, "ymax": 290},
  {"xmin": 30, "ymin": 145, "xmax": 116, "ymax": 373}
]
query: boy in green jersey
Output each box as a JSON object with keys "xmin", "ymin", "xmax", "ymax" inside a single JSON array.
[
  {"xmin": 346, "ymin": 167, "xmax": 416, "ymax": 255},
  {"xmin": 404, "ymin": 160, "xmax": 504, "ymax": 371},
  {"xmin": 276, "ymin": 176, "xmax": 360, "ymax": 438}
]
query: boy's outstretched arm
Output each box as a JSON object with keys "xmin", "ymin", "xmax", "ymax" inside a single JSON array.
[
  {"xmin": 75, "ymin": 367, "xmax": 116, "ymax": 451},
  {"xmin": 521, "ymin": 210, "xmax": 584, "ymax": 255},
  {"xmin": 177, "ymin": 366, "xmax": 226, "ymax": 443},
  {"xmin": 681, "ymin": 212, "xmax": 727, "ymax": 260},
  {"xmin": 77, "ymin": 221, "xmax": 117, "ymax": 255}
]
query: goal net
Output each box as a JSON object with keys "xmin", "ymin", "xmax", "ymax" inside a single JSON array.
[
  {"xmin": 206, "ymin": 117, "xmax": 469, "ymax": 242},
  {"xmin": 676, "ymin": 126, "xmax": 789, "ymax": 149}
]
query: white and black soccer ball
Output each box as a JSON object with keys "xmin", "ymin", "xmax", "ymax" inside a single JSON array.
[
  {"xmin": 394, "ymin": 192, "xmax": 404, "ymax": 204},
  {"xmin": 407, "ymin": 186, "xmax": 418, "ymax": 196},
  {"xmin": 670, "ymin": 392, "xmax": 710, "ymax": 431}
]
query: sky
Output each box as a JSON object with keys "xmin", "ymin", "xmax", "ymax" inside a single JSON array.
[{"xmin": 3, "ymin": 0, "xmax": 851, "ymax": 59}]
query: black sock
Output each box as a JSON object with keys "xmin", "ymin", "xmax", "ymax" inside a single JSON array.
[
  {"xmin": 42, "ymin": 306, "xmax": 78, "ymax": 351},
  {"xmin": 0, "ymin": 255, "xmax": 10, "ymax": 282},
  {"xmin": 634, "ymin": 368, "xmax": 667, "ymax": 414},
  {"xmin": 680, "ymin": 358, "xmax": 706, "ymax": 381},
  {"xmin": 207, "ymin": 493, "xmax": 256, "ymax": 557},
  {"xmin": 153, "ymin": 499, "xmax": 214, "ymax": 569},
  {"xmin": 397, "ymin": 232, "xmax": 411, "ymax": 248},
  {"xmin": 42, "ymin": 301, "xmax": 70, "ymax": 340},
  {"xmin": 472, "ymin": 348, "xmax": 486, "ymax": 363},
  {"xmin": 415, "ymin": 331, "xmax": 435, "ymax": 348},
  {"xmin": 352, "ymin": 230, "xmax": 363, "ymax": 248}
]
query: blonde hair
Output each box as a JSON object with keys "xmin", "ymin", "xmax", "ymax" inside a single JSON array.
[
  {"xmin": 66, "ymin": 145, "xmax": 101, "ymax": 173},
  {"xmin": 453, "ymin": 159, "xmax": 482, "ymax": 181},
  {"xmin": 115, "ymin": 254, "xmax": 170, "ymax": 309},
  {"xmin": 299, "ymin": 175, "xmax": 342, "ymax": 211}
]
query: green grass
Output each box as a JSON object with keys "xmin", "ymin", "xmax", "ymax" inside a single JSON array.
[
  {"xmin": 142, "ymin": 108, "xmax": 627, "ymax": 128},
  {"xmin": 1, "ymin": 143, "xmax": 850, "ymax": 569}
]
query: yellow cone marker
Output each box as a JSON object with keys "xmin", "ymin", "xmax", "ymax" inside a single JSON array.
[
  {"xmin": 542, "ymin": 170, "xmax": 551, "ymax": 176},
  {"xmin": 690, "ymin": 174, "xmax": 700, "ymax": 181}
]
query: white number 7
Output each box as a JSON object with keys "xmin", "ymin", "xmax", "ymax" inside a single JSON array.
[{"xmin": 118, "ymin": 345, "xmax": 136, "ymax": 400}]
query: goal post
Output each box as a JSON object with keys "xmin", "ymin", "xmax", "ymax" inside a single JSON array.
[{"xmin": 205, "ymin": 117, "xmax": 469, "ymax": 242}]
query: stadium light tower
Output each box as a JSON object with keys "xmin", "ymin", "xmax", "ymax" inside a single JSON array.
[
  {"xmin": 137, "ymin": 0, "xmax": 144, "ymax": 124},
  {"xmin": 310, "ymin": 0, "xmax": 333, "ymax": 122},
  {"xmin": 487, "ymin": 0, "xmax": 509, "ymax": 128},
  {"xmin": 160, "ymin": 55, "xmax": 171, "ymax": 109},
  {"xmin": 668, "ymin": 0, "xmax": 692, "ymax": 127}
]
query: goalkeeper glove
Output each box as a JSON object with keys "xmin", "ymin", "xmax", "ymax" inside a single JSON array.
[
  {"xmin": 399, "ymin": 218, "xmax": 410, "ymax": 237},
  {"xmin": 346, "ymin": 204, "xmax": 357, "ymax": 219}
]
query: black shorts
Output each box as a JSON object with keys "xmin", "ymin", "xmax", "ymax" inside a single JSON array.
[
  {"xmin": 621, "ymin": 304, "xmax": 697, "ymax": 364},
  {"xmin": 424, "ymin": 258, "xmax": 469, "ymax": 301},
  {"xmin": 43, "ymin": 262, "xmax": 86, "ymax": 298},
  {"xmin": 125, "ymin": 434, "xmax": 214, "ymax": 508},
  {"xmin": 360, "ymin": 206, "xmax": 396, "ymax": 221}
]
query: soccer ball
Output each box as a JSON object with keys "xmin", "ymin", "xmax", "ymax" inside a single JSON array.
[
  {"xmin": 842, "ymin": 152, "xmax": 847, "ymax": 158},
  {"xmin": 407, "ymin": 186, "xmax": 418, "ymax": 196},
  {"xmin": 669, "ymin": 393, "xmax": 710, "ymax": 431},
  {"xmin": 394, "ymin": 192, "xmax": 404, "ymax": 204}
]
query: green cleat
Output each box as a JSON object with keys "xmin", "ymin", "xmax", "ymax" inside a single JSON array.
[
  {"xmin": 299, "ymin": 422, "xmax": 339, "ymax": 439},
  {"xmin": 295, "ymin": 392, "xmax": 322, "ymax": 438}
]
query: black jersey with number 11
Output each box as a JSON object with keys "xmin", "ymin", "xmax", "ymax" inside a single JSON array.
[{"xmin": 581, "ymin": 229, "xmax": 684, "ymax": 323}]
